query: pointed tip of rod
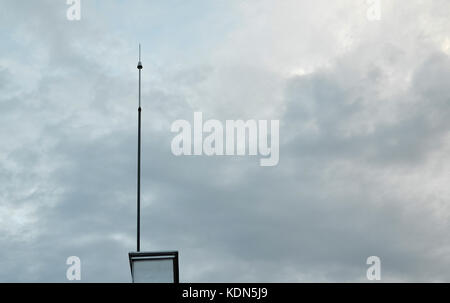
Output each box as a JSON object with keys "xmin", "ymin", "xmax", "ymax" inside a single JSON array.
[{"xmin": 137, "ymin": 43, "xmax": 143, "ymax": 69}]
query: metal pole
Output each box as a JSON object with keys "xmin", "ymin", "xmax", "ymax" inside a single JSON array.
[{"xmin": 137, "ymin": 44, "xmax": 143, "ymax": 252}]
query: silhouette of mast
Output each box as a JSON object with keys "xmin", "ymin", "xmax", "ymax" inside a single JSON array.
[{"xmin": 137, "ymin": 44, "xmax": 143, "ymax": 252}]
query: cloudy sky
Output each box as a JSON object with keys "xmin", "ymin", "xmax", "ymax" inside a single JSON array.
[{"xmin": 0, "ymin": 0, "xmax": 449, "ymax": 282}]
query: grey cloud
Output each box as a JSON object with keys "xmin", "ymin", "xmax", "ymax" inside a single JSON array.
[{"xmin": 0, "ymin": 0, "xmax": 449, "ymax": 283}]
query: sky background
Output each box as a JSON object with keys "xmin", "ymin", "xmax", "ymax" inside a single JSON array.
[{"xmin": 0, "ymin": 0, "xmax": 449, "ymax": 282}]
